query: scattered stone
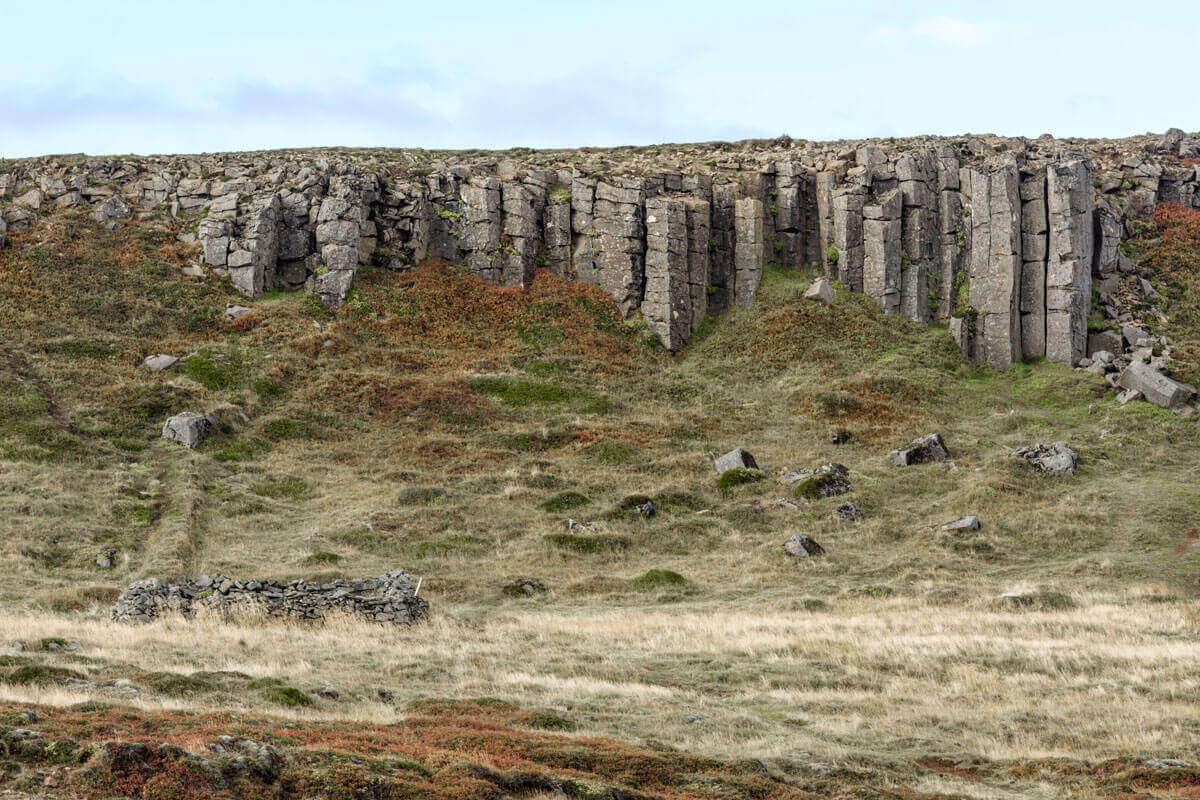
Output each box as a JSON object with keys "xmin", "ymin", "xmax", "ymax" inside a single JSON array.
[
  {"xmin": 112, "ymin": 570, "xmax": 427, "ymax": 626},
  {"xmin": 784, "ymin": 533, "xmax": 826, "ymax": 558},
  {"xmin": 1117, "ymin": 388, "xmax": 1144, "ymax": 405},
  {"xmin": 315, "ymin": 686, "xmax": 340, "ymax": 700},
  {"xmin": 565, "ymin": 518, "xmax": 593, "ymax": 531},
  {"xmin": 714, "ymin": 448, "xmax": 758, "ymax": 473},
  {"xmin": 502, "ymin": 577, "xmax": 549, "ymax": 597},
  {"xmin": 634, "ymin": 499, "xmax": 657, "ymax": 518},
  {"xmin": 836, "ymin": 502, "xmax": 861, "ymax": 520},
  {"xmin": 1015, "ymin": 442, "xmax": 1078, "ymax": 476},
  {"xmin": 143, "ymin": 354, "xmax": 179, "ymax": 372},
  {"xmin": 1117, "ymin": 361, "xmax": 1197, "ymax": 410},
  {"xmin": 889, "ymin": 433, "xmax": 949, "ymax": 466},
  {"xmin": 224, "ymin": 304, "xmax": 253, "ymax": 323},
  {"xmin": 941, "ymin": 516, "xmax": 980, "ymax": 532},
  {"xmin": 791, "ymin": 463, "xmax": 852, "ymax": 499},
  {"xmin": 830, "ymin": 428, "xmax": 852, "ymax": 445},
  {"xmin": 161, "ymin": 412, "xmax": 216, "ymax": 448},
  {"xmin": 804, "ymin": 277, "xmax": 834, "ymax": 304},
  {"xmin": 95, "ymin": 548, "xmax": 116, "ymax": 569}
]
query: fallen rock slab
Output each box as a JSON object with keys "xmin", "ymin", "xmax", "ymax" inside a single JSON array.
[
  {"xmin": 1117, "ymin": 361, "xmax": 1196, "ymax": 410},
  {"xmin": 804, "ymin": 277, "xmax": 834, "ymax": 304},
  {"xmin": 714, "ymin": 448, "xmax": 758, "ymax": 473},
  {"xmin": 889, "ymin": 433, "xmax": 949, "ymax": 466},
  {"xmin": 143, "ymin": 354, "xmax": 179, "ymax": 372},
  {"xmin": 942, "ymin": 516, "xmax": 980, "ymax": 532},
  {"xmin": 162, "ymin": 412, "xmax": 215, "ymax": 448},
  {"xmin": 1015, "ymin": 442, "xmax": 1078, "ymax": 476}
]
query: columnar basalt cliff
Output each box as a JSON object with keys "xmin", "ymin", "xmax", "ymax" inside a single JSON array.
[{"xmin": 2, "ymin": 129, "xmax": 1197, "ymax": 366}]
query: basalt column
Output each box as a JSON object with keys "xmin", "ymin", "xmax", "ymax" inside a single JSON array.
[
  {"xmin": 863, "ymin": 188, "xmax": 902, "ymax": 313},
  {"xmin": 570, "ymin": 171, "xmax": 599, "ymax": 286},
  {"xmin": 1019, "ymin": 166, "xmax": 1048, "ymax": 359},
  {"xmin": 897, "ymin": 149, "xmax": 938, "ymax": 323},
  {"xmin": 831, "ymin": 183, "xmax": 865, "ymax": 291},
  {"xmin": 1045, "ymin": 159, "xmax": 1094, "ymax": 366},
  {"xmin": 684, "ymin": 197, "xmax": 712, "ymax": 333},
  {"xmin": 935, "ymin": 145, "xmax": 966, "ymax": 321},
  {"xmin": 593, "ymin": 177, "xmax": 646, "ymax": 316},
  {"xmin": 733, "ymin": 197, "xmax": 764, "ymax": 309},
  {"xmin": 710, "ymin": 180, "xmax": 738, "ymax": 313},
  {"xmin": 965, "ymin": 159, "xmax": 1023, "ymax": 371},
  {"xmin": 642, "ymin": 197, "xmax": 690, "ymax": 351},
  {"xmin": 461, "ymin": 176, "xmax": 503, "ymax": 283}
]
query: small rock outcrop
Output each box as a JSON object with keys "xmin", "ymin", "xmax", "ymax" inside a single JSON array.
[
  {"xmin": 161, "ymin": 412, "xmax": 215, "ymax": 448},
  {"xmin": 889, "ymin": 433, "xmax": 949, "ymax": 466},
  {"xmin": 111, "ymin": 570, "xmax": 427, "ymax": 625},
  {"xmin": 1117, "ymin": 361, "xmax": 1196, "ymax": 411},
  {"xmin": 143, "ymin": 354, "xmax": 178, "ymax": 372},
  {"xmin": 804, "ymin": 277, "xmax": 834, "ymax": 304},
  {"xmin": 784, "ymin": 533, "xmax": 825, "ymax": 558},
  {"xmin": 1015, "ymin": 442, "xmax": 1078, "ymax": 476},
  {"xmin": 942, "ymin": 516, "xmax": 981, "ymax": 532}
]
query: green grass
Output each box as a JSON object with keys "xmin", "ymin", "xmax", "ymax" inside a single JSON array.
[
  {"xmin": 251, "ymin": 476, "xmax": 311, "ymax": 501},
  {"xmin": 538, "ymin": 491, "xmax": 590, "ymax": 513},
  {"xmin": 717, "ymin": 468, "xmax": 766, "ymax": 491},
  {"xmin": 543, "ymin": 533, "xmax": 631, "ymax": 554},
  {"xmin": 580, "ymin": 439, "xmax": 638, "ymax": 465},
  {"xmin": 469, "ymin": 376, "xmax": 583, "ymax": 407},
  {"xmin": 632, "ymin": 569, "xmax": 687, "ymax": 588},
  {"xmin": 181, "ymin": 349, "xmax": 246, "ymax": 391}
]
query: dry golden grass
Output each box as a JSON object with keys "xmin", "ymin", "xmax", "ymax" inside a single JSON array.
[{"xmin": 0, "ymin": 215, "xmax": 1198, "ymax": 792}]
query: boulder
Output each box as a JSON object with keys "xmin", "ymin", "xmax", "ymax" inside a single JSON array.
[
  {"xmin": 941, "ymin": 516, "xmax": 981, "ymax": 532},
  {"xmin": 162, "ymin": 412, "xmax": 216, "ymax": 448},
  {"xmin": 714, "ymin": 448, "xmax": 758, "ymax": 473},
  {"xmin": 784, "ymin": 533, "xmax": 825, "ymax": 558},
  {"xmin": 1117, "ymin": 361, "xmax": 1196, "ymax": 410},
  {"xmin": 224, "ymin": 304, "xmax": 253, "ymax": 323},
  {"xmin": 790, "ymin": 463, "xmax": 852, "ymax": 499},
  {"xmin": 889, "ymin": 433, "xmax": 949, "ymax": 466},
  {"xmin": 1015, "ymin": 442, "xmax": 1078, "ymax": 476},
  {"xmin": 143, "ymin": 354, "xmax": 179, "ymax": 372},
  {"xmin": 836, "ymin": 502, "xmax": 861, "ymax": 520},
  {"xmin": 804, "ymin": 277, "xmax": 835, "ymax": 304}
]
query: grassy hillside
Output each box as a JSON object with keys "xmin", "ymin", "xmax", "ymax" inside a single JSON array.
[{"xmin": 0, "ymin": 209, "xmax": 1197, "ymax": 798}]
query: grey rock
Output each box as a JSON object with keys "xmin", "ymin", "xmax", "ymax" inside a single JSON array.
[
  {"xmin": 224, "ymin": 304, "xmax": 253, "ymax": 322},
  {"xmin": 1015, "ymin": 442, "xmax": 1078, "ymax": 476},
  {"xmin": 161, "ymin": 412, "xmax": 216, "ymax": 449},
  {"xmin": 714, "ymin": 448, "xmax": 758, "ymax": 473},
  {"xmin": 804, "ymin": 277, "xmax": 835, "ymax": 304},
  {"xmin": 1117, "ymin": 361, "xmax": 1196, "ymax": 410},
  {"xmin": 784, "ymin": 533, "xmax": 826, "ymax": 558},
  {"xmin": 941, "ymin": 516, "xmax": 981, "ymax": 532},
  {"xmin": 143, "ymin": 354, "xmax": 179, "ymax": 372},
  {"xmin": 889, "ymin": 433, "xmax": 949, "ymax": 466},
  {"xmin": 836, "ymin": 502, "xmax": 861, "ymax": 520}
]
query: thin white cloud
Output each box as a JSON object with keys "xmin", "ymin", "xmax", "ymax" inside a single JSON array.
[{"xmin": 868, "ymin": 16, "xmax": 991, "ymax": 48}]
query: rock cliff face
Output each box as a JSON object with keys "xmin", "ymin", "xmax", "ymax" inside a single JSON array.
[{"xmin": 2, "ymin": 129, "xmax": 1197, "ymax": 365}]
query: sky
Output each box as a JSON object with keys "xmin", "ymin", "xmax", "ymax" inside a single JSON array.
[{"xmin": 2, "ymin": 0, "xmax": 1197, "ymax": 157}]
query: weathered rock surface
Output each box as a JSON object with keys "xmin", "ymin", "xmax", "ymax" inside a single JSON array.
[
  {"xmin": 714, "ymin": 448, "xmax": 758, "ymax": 473},
  {"xmin": 942, "ymin": 516, "xmax": 981, "ymax": 532},
  {"xmin": 804, "ymin": 277, "xmax": 834, "ymax": 304},
  {"xmin": 784, "ymin": 533, "xmax": 826, "ymax": 558},
  {"xmin": 2, "ymin": 130, "xmax": 1197, "ymax": 359},
  {"xmin": 1117, "ymin": 361, "xmax": 1196, "ymax": 410},
  {"xmin": 1015, "ymin": 442, "xmax": 1078, "ymax": 476},
  {"xmin": 161, "ymin": 412, "xmax": 215, "ymax": 448},
  {"xmin": 112, "ymin": 570, "xmax": 427, "ymax": 625},
  {"xmin": 889, "ymin": 433, "xmax": 949, "ymax": 466},
  {"xmin": 143, "ymin": 354, "xmax": 179, "ymax": 372}
]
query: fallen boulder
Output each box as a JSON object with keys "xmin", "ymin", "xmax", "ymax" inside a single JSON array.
[
  {"xmin": 836, "ymin": 502, "xmax": 861, "ymax": 520},
  {"xmin": 143, "ymin": 354, "xmax": 179, "ymax": 372},
  {"xmin": 1015, "ymin": 442, "xmax": 1078, "ymax": 476},
  {"xmin": 162, "ymin": 412, "xmax": 215, "ymax": 448},
  {"xmin": 804, "ymin": 277, "xmax": 834, "ymax": 304},
  {"xmin": 714, "ymin": 448, "xmax": 758, "ymax": 473},
  {"xmin": 789, "ymin": 463, "xmax": 852, "ymax": 500},
  {"xmin": 889, "ymin": 433, "xmax": 949, "ymax": 466},
  {"xmin": 1117, "ymin": 361, "xmax": 1196, "ymax": 410},
  {"xmin": 941, "ymin": 516, "xmax": 980, "ymax": 532},
  {"xmin": 784, "ymin": 533, "xmax": 825, "ymax": 558}
]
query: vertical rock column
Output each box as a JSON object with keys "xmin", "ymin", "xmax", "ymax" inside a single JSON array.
[
  {"xmin": 966, "ymin": 159, "xmax": 1023, "ymax": 370},
  {"xmin": 592, "ymin": 177, "xmax": 646, "ymax": 316},
  {"xmin": 642, "ymin": 197, "xmax": 690, "ymax": 350},
  {"xmin": 1045, "ymin": 159, "xmax": 1094, "ymax": 366},
  {"xmin": 310, "ymin": 172, "xmax": 376, "ymax": 308},
  {"xmin": 773, "ymin": 161, "xmax": 804, "ymax": 269},
  {"xmin": 815, "ymin": 170, "xmax": 837, "ymax": 276},
  {"xmin": 1019, "ymin": 166, "xmax": 1048, "ymax": 359},
  {"xmin": 831, "ymin": 184, "xmax": 866, "ymax": 292},
  {"xmin": 544, "ymin": 178, "xmax": 572, "ymax": 277},
  {"xmin": 709, "ymin": 180, "xmax": 737, "ymax": 313},
  {"xmin": 685, "ymin": 197, "xmax": 712, "ymax": 334},
  {"xmin": 228, "ymin": 194, "xmax": 281, "ymax": 297},
  {"xmin": 862, "ymin": 188, "xmax": 902, "ymax": 313},
  {"xmin": 499, "ymin": 180, "xmax": 542, "ymax": 288},
  {"xmin": 461, "ymin": 176, "xmax": 502, "ymax": 283},
  {"xmin": 935, "ymin": 146, "xmax": 966, "ymax": 321},
  {"xmin": 898, "ymin": 150, "xmax": 938, "ymax": 322},
  {"xmin": 733, "ymin": 197, "xmax": 764, "ymax": 309},
  {"xmin": 570, "ymin": 172, "xmax": 599, "ymax": 286}
]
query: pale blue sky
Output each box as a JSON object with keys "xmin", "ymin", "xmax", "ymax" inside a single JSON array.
[{"xmin": 2, "ymin": 0, "xmax": 1196, "ymax": 157}]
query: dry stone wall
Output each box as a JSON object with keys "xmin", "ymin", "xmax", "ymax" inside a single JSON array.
[{"xmin": 2, "ymin": 130, "xmax": 1197, "ymax": 364}]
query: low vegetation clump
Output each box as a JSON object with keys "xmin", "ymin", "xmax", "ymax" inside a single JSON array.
[
  {"xmin": 537, "ymin": 490, "xmax": 590, "ymax": 512},
  {"xmin": 1134, "ymin": 202, "xmax": 1200, "ymax": 384},
  {"xmin": 717, "ymin": 467, "xmax": 766, "ymax": 491}
]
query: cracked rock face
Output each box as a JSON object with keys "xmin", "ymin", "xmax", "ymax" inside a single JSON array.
[
  {"xmin": 161, "ymin": 412, "xmax": 215, "ymax": 449},
  {"xmin": 2, "ymin": 130, "xmax": 1196, "ymax": 360},
  {"xmin": 1015, "ymin": 442, "xmax": 1078, "ymax": 476}
]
